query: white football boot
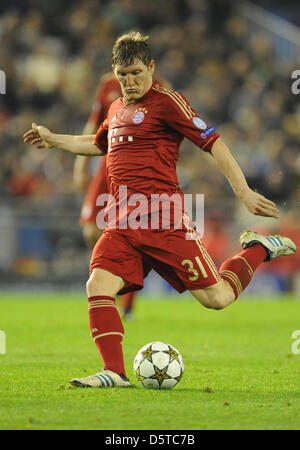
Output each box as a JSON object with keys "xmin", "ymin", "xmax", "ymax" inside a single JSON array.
[
  {"xmin": 240, "ymin": 230, "xmax": 297, "ymax": 261},
  {"xmin": 69, "ymin": 369, "xmax": 131, "ymax": 388}
]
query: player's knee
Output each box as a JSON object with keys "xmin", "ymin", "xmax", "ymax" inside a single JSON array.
[
  {"xmin": 207, "ymin": 289, "xmax": 235, "ymax": 310},
  {"xmin": 86, "ymin": 273, "xmax": 107, "ymax": 297},
  {"xmin": 86, "ymin": 276, "xmax": 94, "ymax": 296},
  {"xmin": 86, "ymin": 268, "xmax": 124, "ymax": 298},
  {"xmin": 192, "ymin": 290, "xmax": 230, "ymax": 310},
  {"xmin": 207, "ymin": 295, "xmax": 228, "ymax": 310},
  {"xmin": 192, "ymin": 279, "xmax": 236, "ymax": 311},
  {"xmin": 86, "ymin": 277, "xmax": 94, "ymax": 298}
]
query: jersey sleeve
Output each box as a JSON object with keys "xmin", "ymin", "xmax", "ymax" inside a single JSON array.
[
  {"xmin": 159, "ymin": 88, "xmax": 219, "ymax": 153},
  {"xmin": 93, "ymin": 118, "xmax": 109, "ymax": 154}
]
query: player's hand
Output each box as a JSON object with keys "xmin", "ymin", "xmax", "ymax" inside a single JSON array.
[
  {"xmin": 240, "ymin": 188, "xmax": 279, "ymax": 218},
  {"xmin": 23, "ymin": 123, "xmax": 54, "ymax": 149}
]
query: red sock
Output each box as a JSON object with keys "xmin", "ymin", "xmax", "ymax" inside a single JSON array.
[
  {"xmin": 219, "ymin": 244, "xmax": 268, "ymax": 299},
  {"xmin": 88, "ymin": 295, "xmax": 126, "ymax": 376},
  {"xmin": 121, "ymin": 291, "xmax": 136, "ymax": 311}
]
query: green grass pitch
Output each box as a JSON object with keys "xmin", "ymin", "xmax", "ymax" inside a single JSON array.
[{"xmin": 0, "ymin": 292, "xmax": 300, "ymax": 430}]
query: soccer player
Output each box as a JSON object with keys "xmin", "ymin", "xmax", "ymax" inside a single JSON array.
[
  {"xmin": 24, "ymin": 31, "xmax": 296, "ymax": 389},
  {"xmin": 73, "ymin": 71, "xmax": 170, "ymax": 319}
]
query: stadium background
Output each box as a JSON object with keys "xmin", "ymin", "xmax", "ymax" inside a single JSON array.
[{"xmin": 0, "ymin": 0, "xmax": 299, "ymax": 297}]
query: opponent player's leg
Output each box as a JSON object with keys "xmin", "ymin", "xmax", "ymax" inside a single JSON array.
[
  {"xmin": 120, "ymin": 291, "xmax": 137, "ymax": 320},
  {"xmin": 191, "ymin": 231, "xmax": 297, "ymax": 309}
]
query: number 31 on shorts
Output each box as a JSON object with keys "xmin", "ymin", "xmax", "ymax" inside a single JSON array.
[{"xmin": 181, "ymin": 257, "xmax": 208, "ymax": 281}]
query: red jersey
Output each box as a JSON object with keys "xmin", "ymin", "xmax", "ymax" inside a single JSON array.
[{"xmin": 93, "ymin": 83, "xmax": 219, "ymax": 228}]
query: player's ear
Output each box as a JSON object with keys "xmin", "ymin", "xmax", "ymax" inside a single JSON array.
[{"xmin": 149, "ymin": 60, "xmax": 155, "ymax": 75}]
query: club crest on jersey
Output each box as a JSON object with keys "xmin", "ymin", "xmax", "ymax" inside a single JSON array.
[{"xmin": 133, "ymin": 107, "xmax": 147, "ymax": 124}]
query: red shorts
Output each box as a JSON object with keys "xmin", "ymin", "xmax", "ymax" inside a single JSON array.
[
  {"xmin": 90, "ymin": 226, "xmax": 221, "ymax": 295},
  {"xmin": 80, "ymin": 156, "xmax": 108, "ymax": 225}
]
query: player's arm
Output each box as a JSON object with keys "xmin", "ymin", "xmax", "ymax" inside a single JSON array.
[
  {"xmin": 161, "ymin": 89, "xmax": 279, "ymax": 219},
  {"xmin": 211, "ymin": 137, "xmax": 279, "ymax": 218},
  {"xmin": 23, "ymin": 123, "xmax": 106, "ymax": 156}
]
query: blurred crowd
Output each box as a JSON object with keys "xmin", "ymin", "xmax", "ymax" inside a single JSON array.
[{"xmin": 0, "ymin": 0, "xmax": 299, "ymax": 292}]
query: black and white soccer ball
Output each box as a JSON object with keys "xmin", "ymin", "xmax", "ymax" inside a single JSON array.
[{"xmin": 133, "ymin": 341, "xmax": 184, "ymax": 389}]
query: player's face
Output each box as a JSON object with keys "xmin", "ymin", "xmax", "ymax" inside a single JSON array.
[{"xmin": 113, "ymin": 59, "xmax": 155, "ymax": 104}]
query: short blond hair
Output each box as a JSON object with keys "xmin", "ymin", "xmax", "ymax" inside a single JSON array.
[{"xmin": 112, "ymin": 31, "xmax": 152, "ymax": 67}]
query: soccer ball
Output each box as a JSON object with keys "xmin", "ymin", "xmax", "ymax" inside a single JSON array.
[{"xmin": 133, "ymin": 341, "xmax": 184, "ymax": 389}]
